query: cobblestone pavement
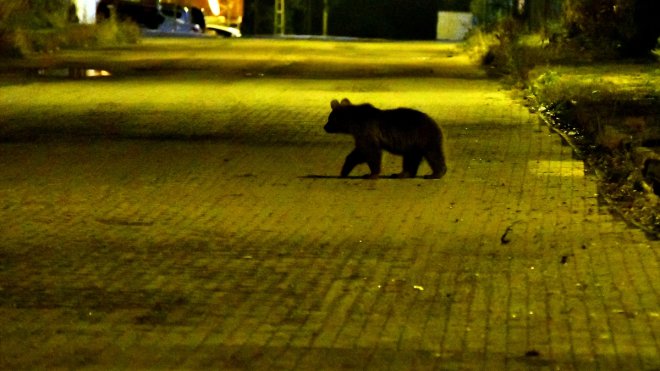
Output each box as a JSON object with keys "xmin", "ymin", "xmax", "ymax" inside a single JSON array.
[{"xmin": 0, "ymin": 40, "xmax": 659, "ymax": 370}]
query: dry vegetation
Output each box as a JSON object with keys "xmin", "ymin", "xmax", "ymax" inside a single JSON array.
[
  {"xmin": 0, "ymin": 1, "xmax": 139, "ymax": 58},
  {"xmin": 464, "ymin": 0, "xmax": 660, "ymax": 235}
]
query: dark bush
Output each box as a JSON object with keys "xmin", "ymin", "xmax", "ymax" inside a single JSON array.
[
  {"xmin": 563, "ymin": 0, "xmax": 660, "ymax": 58},
  {"xmin": 0, "ymin": 0, "xmax": 139, "ymax": 58}
]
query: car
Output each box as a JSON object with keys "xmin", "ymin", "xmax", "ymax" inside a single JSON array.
[
  {"xmin": 206, "ymin": 24, "xmax": 241, "ymax": 38},
  {"xmin": 97, "ymin": 0, "xmax": 205, "ymax": 34},
  {"xmin": 97, "ymin": 0, "xmax": 167, "ymax": 30},
  {"xmin": 97, "ymin": 0, "xmax": 242, "ymax": 37}
]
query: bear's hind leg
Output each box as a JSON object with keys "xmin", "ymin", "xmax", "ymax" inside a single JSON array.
[
  {"xmin": 423, "ymin": 147, "xmax": 447, "ymax": 179},
  {"xmin": 397, "ymin": 152, "xmax": 423, "ymax": 178}
]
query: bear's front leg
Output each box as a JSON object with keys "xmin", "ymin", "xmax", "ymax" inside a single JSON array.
[
  {"xmin": 340, "ymin": 149, "xmax": 366, "ymax": 177},
  {"xmin": 365, "ymin": 151, "xmax": 382, "ymax": 179}
]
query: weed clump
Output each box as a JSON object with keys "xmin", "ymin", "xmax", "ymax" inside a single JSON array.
[
  {"xmin": 0, "ymin": 1, "xmax": 139, "ymax": 58},
  {"xmin": 464, "ymin": 1, "xmax": 660, "ymax": 235}
]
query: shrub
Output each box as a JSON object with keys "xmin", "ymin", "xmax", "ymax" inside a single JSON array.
[
  {"xmin": 562, "ymin": 0, "xmax": 660, "ymax": 58},
  {"xmin": 467, "ymin": 0, "xmax": 660, "ymax": 84},
  {"xmin": 0, "ymin": 1, "xmax": 139, "ymax": 58},
  {"xmin": 466, "ymin": 17, "xmax": 538, "ymax": 84}
]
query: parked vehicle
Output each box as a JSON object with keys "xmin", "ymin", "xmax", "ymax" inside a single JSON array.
[
  {"xmin": 206, "ymin": 24, "xmax": 241, "ymax": 37},
  {"xmin": 97, "ymin": 0, "xmax": 242, "ymax": 36},
  {"xmin": 97, "ymin": 0, "xmax": 167, "ymax": 30},
  {"xmin": 162, "ymin": 0, "xmax": 243, "ymax": 29}
]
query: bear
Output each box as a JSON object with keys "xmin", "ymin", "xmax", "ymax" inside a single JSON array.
[{"xmin": 324, "ymin": 98, "xmax": 447, "ymax": 179}]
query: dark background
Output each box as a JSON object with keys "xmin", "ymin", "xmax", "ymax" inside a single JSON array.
[{"xmin": 242, "ymin": 0, "xmax": 471, "ymax": 39}]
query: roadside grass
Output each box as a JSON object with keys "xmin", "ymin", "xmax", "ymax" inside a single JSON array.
[
  {"xmin": 526, "ymin": 64, "xmax": 660, "ymax": 233},
  {"xmin": 0, "ymin": 12, "xmax": 139, "ymax": 57},
  {"xmin": 527, "ymin": 64, "xmax": 660, "ymax": 139},
  {"xmin": 464, "ymin": 19, "xmax": 660, "ymax": 234}
]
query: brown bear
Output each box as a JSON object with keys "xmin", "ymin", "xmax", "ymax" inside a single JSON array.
[{"xmin": 324, "ymin": 98, "xmax": 447, "ymax": 179}]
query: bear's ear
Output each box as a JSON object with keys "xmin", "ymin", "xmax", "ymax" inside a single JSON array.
[
  {"xmin": 331, "ymin": 99, "xmax": 340, "ymax": 109},
  {"xmin": 340, "ymin": 98, "xmax": 351, "ymax": 106}
]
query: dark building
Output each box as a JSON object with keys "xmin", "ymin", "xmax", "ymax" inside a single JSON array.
[
  {"xmin": 244, "ymin": 0, "xmax": 441, "ymax": 40},
  {"xmin": 327, "ymin": 0, "xmax": 438, "ymax": 39}
]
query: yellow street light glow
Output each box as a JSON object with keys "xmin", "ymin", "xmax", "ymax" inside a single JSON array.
[
  {"xmin": 528, "ymin": 160, "xmax": 584, "ymax": 177},
  {"xmin": 208, "ymin": 0, "xmax": 220, "ymax": 16}
]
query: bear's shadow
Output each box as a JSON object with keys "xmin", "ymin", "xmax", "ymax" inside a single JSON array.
[
  {"xmin": 301, "ymin": 174, "xmax": 425, "ymax": 179},
  {"xmin": 302, "ymin": 175, "xmax": 363, "ymax": 179}
]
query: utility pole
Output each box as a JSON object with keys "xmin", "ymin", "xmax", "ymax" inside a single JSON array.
[
  {"xmin": 322, "ymin": 0, "xmax": 328, "ymax": 36},
  {"xmin": 274, "ymin": 0, "xmax": 285, "ymax": 35}
]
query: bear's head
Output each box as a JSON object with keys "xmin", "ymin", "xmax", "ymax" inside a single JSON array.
[
  {"xmin": 324, "ymin": 98, "xmax": 377, "ymax": 134},
  {"xmin": 324, "ymin": 98, "xmax": 353, "ymax": 133}
]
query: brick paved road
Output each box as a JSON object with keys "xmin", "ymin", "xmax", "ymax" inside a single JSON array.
[{"xmin": 0, "ymin": 40, "xmax": 658, "ymax": 370}]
